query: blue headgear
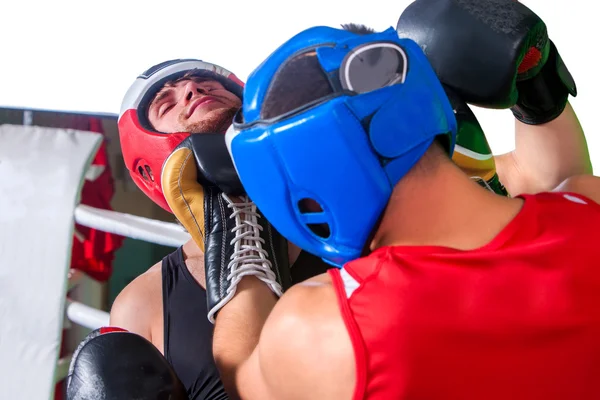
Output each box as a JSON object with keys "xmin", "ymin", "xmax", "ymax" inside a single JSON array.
[{"xmin": 226, "ymin": 26, "xmax": 457, "ymax": 267}]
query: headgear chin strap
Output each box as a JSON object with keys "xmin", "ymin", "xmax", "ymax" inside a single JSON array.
[{"xmin": 226, "ymin": 26, "xmax": 457, "ymax": 267}]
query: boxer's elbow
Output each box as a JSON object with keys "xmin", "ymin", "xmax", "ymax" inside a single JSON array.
[
  {"xmin": 495, "ymin": 151, "xmax": 581, "ymax": 196},
  {"xmin": 501, "ymin": 105, "xmax": 593, "ymax": 196}
]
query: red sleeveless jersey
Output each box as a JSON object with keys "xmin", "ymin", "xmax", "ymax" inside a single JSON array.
[{"xmin": 329, "ymin": 192, "xmax": 600, "ymax": 400}]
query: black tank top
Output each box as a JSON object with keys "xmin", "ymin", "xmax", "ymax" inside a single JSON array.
[
  {"xmin": 162, "ymin": 248, "xmax": 228, "ymax": 400},
  {"xmin": 290, "ymin": 249, "xmax": 330, "ymax": 282}
]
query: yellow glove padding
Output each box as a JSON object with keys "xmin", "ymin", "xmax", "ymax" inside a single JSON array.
[
  {"xmin": 450, "ymin": 100, "xmax": 509, "ymax": 196},
  {"xmin": 452, "ymin": 143, "xmax": 496, "ymax": 183},
  {"xmin": 161, "ymin": 146, "xmax": 206, "ymax": 252}
]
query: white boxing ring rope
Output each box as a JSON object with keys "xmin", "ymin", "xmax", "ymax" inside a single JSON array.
[
  {"xmin": 64, "ymin": 205, "xmax": 191, "ymax": 332},
  {"xmin": 74, "ymin": 204, "xmax": 191, "ymax": 248},
  {"xmin": 52, "ymin": 207, "xmax": 192, "ymax": 384},
  {"xmin": 65, "ymin": 298, "xmax": 110, "ymax": 331}
]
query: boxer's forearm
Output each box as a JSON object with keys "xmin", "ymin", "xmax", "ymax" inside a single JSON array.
[
  {"xmin": 212, "ymin": 277, "xmax": 277, "ymax": 400},
  {"xmin": 496, "ymin": 103, "xmax": 592, "ymax": 195}
]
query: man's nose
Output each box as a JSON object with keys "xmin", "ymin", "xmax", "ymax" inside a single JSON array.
[{"xmin": 182, "ymin": 81, "xmax": 208, "ymax": 103}]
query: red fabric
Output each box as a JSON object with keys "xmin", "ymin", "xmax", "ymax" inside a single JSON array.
[
  {"xmin": 70, "ymin": 117, "xmax": 124, "ymax": 281},
  {"xmin": 518, "ymin": 46, "xmax": 543, "ymax": 74},
  {"xmin": 99, "ymin": 326, "xmax": 129, "ymax": 334},
  {"xmin": 332, "ymin": 192, "xmax": 600, "ymax": 400}
]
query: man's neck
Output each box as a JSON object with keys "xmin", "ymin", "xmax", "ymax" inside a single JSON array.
[
  {"xmin": 371, "ymin": 163, "xmax": 524, "ymax": 252},
  {"xmin": 181, "ymin": 240, "xmax": 207, "ymax": 288},
  {"xmin": 182, "ymin": 239, "xmax": 204, "ymax": 259}
]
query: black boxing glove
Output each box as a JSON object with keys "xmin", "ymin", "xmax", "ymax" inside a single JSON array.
[
  {"xmin": 511, "ymin": 40, "xmax": 577, "ymax": 124},
  {"xmin": 161, "ymin": 134, "xmax": 292, "ymax": 323},
  {"xmin": 397, "ymin": 0, "xmax": 576, "ymax": 124},
  {"xmin": 65, "ymin": 327, "xmax": 188, "ymax": 400}
]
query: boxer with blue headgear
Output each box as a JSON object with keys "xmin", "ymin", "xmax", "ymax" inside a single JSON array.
[
  {"xmin": 208, "ymin": 3, "xmax": 595, "ymax": 398},
  {"xmin": 226, "ymin": 26, "xmax": 457, "ymax": 266}
]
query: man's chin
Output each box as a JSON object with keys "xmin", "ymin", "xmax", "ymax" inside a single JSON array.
[{"xmin": 186, "ymin": 107, "xmax": 238, "ymax": 134}]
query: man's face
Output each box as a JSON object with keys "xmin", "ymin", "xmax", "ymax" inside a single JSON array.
[{"xmin": 147, "ymin": 76, "xmax": 242, "ymax": 134}]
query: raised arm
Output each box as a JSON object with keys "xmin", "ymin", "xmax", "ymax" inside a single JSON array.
[
  {"xmin": 398, "ymin": 0, "xmax": 588, "ymax": 196},
  {"xmin": 496, "ymin": 102, "xmax": 592, "ymax": 196}
]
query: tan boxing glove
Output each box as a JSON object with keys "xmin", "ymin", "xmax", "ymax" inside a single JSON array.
[
  {"xmin": 162, "ymin": 140, "xmax": 208, "ymax": 250},
  {"xmin": 161, "ymin": 134, "xmax": 292, "ymax": 323}
]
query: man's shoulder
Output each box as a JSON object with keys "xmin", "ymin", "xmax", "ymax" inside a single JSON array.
[
  {"xmin": 116, "ymin": 261, "xmax": 163, "ymax": 303},
  {"xmin": 258, "ymin": 272, "xmax": 355, "ymax": 399},
  {"xmin": 287, "ymin": 272, "xmax": 335, "ymax": 306},
  {"xmin": 266, "ymin": 272, "xmax": 346, "ymax": 363},
  {"xmin": 109, "ymin": 260, "xmax": 164, "ymax": 336}
]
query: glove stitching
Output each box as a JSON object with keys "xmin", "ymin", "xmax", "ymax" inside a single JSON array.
[
  {"xmin": 217, "ymin": 192, "xmax": 228, "ymax": 298},
  {"xmin": 205, "ymin": 187, "xmax": 212, "ymax": 248}
]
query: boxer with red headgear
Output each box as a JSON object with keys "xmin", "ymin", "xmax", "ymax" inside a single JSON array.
[
  {"xmin": 100, "ymin": 59, "xmax": 328, "ymax": 400},
  {"xmin": 76, "ymin": 59, "xmax": 245, "ymax": 400}
]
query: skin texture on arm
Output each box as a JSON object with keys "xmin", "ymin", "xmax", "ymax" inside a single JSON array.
[
  {"xmin": 213, "ymin": 275, "xmax": 355, "ymax": 400},
  {"xmin": 495, "ymin": 103, "xmax": 593, "ymax": 196},
  {"xmin": 109, "ymin": 262, "xmax": 164, "ymax": 353},
  {"xmin": 553, "ymin": 174, "xmax": 600, "ymax": 205},
  {"xmin": 212, "ymin": 277, "xmax": 278, "ymax": 399}
]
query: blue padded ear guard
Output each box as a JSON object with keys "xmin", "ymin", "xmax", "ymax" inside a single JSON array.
[{"xmin": 367, "ymin": 38, "xmax": 456, "ymax": 160}]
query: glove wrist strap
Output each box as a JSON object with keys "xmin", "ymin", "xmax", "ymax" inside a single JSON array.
[{"xmin": 511, "ymin": 41, "xmax": 577, "ymax": 125}]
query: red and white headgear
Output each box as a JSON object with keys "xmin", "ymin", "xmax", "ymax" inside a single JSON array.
[{"xmin": 118, "ymin": 59, "xmax": 244, "ymax": 213}]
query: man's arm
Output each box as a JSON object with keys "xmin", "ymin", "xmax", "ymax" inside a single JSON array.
[
  {"xmin": 213, "ymin": 275, "xmax": 355, "ymax": 400},
  {"xmin": 553, "ymin": 174, "xmax": 600, "ymax": 205},
  {"xmin": 495, "ymin": 102, "xmax": 592, "ymax": 196},
  {"xmin": 109, "ymin": 262, "xmax": 162, "ymax": 344},
  {"xmin": 211, "ymin": 277, "xmax": 277, "ymax": 399}
]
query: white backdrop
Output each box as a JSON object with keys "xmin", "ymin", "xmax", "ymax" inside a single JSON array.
[{"xmin": 1, "ymin": 0, "xmax": 594, "ymax": 166}]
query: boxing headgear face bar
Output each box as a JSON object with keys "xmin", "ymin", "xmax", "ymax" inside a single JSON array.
[
  {"xmin": 118, "ymin": 59, "xmax": 244, "ymax": 213},
  {"xmin": 226, "ymin": 26, "xmax": 457, "ymax": 267}
]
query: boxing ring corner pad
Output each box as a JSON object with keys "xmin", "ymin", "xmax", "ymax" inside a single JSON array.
[
  {"xmin": 50, "ymin": 299, "xmax": 111, "ymax": 383},
  {"xmin": 0, "ymin": 124, "xmax": 103, "ymax": 400}
]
